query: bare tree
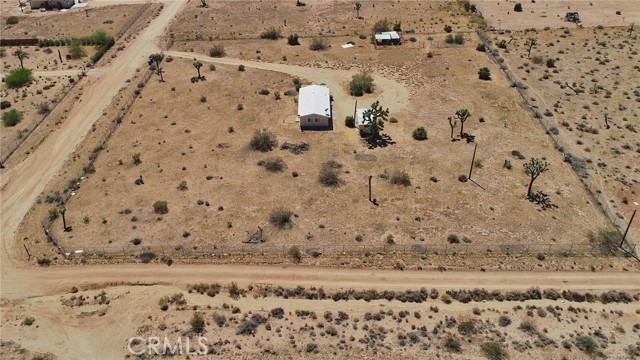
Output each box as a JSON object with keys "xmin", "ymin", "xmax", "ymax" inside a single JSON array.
[
  {"xmin": 447, "ymin": 116, "xmax": 457, "ymax": 140},
  {"xmin": 13, "ymin": 47, "xmax": 28, "ymax": 69},
  {"xmin": 523, "ymin": 158, "xmax": 549, "ymax": 198},
  {"xmin": 454, "ymin": 109, "xmax": 470, "ymax": 138},
  {"xmin": 149, "ymin": 53, "xmax": 164, "ymax": 82},
  {"xmin": 355, "ymin": 2, "xmax": 362, "ymax": 19},
  {"xmin": 525, "ymin": 37, "xmax": 537, "ymax": 59}
]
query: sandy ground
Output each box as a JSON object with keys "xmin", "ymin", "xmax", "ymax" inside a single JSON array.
[{"xmin": 474, "ymin": 0, "xmax": 640, "ymax": 30}]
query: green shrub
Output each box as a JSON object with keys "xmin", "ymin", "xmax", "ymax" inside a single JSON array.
[
  {"xmin": 238, "ymin": 64, "xmax": 246, "ymax": 71},
  {"xmin": 3, "ymin": 68, "xmax": 32, "ymax": 88},
  {"xmin": 260, "ymin": 27, "xmax": 281, "ymax": 40},
  {"xmin": 68, "ymin": 42, "xmax": 86, "ymax": 59},
  {"xmin": 2, "ymin": 109, "xmax": 23, "ymax": 127},
  {"xmin": 454, "ymin": 33, "xmax": 465, "ymax": 44},
  {"xmin": 514, "ymin": 3, "xmax": 522, "ymax": 12},
  {"xmin": 445, "ymin": 34, "xmax": 455, "ymax": 44},
  {"xmin": 153, "ymin": 201, "xmax": 169, "ymax": 214},
  {"xmin": 6, "ymin": 16, "xmax": 19, "ymax": 25},
  {"xmin": 412, "ymin": 127, "xmax": 427, "ymax": 140},
  {"xmin": 190, "ymin": 313, "xmax": 205, "ymax": 334},
  {"xmin": 288, "ymin": 245, "xmax": 302, "ymax": 263},
  {"xmin": 90, "ymin": 36, "xmax": 115, "ymax": 63},
  {"xmin": 22, "ymin": 317, "xmax": 35, "ymax": 326},
  {"xmin": 372, "ymin": 19, "xmax": 391, "ymax": 33},
  {"xmin": 250, "ymin": 129, "xmax": 277, "ymax": 152},
  {"xmin": 345, "ymin": 115, "xmax": 355, "ymax": 128},
  {"xmin": 476, "ymin": 43, "xmax": 486, "ymax": 52},
  {"xmin": 309, "ymin": 37, "xmax": 328, "ymax": 51},
  {"xmin": 444, "ymin": 25, "xmax": 452, "ymax": 33},
  {"xmin": 478, "ymin": 67, "xmax": 491, "ymax": 80},
  {"xmin": 546, "ymin": 58, "xmax": 556, "ymax": 68},
  {"xmin": 209, "ymin": 44, "xmax": 226, "ymax": 57},
  {"xmin": 287, "ymin": 34, "xmax": 300, "ymax": 46},
  {"xmin": 349, "ymin": 71, "xmax": 374, "ymax": 96}
]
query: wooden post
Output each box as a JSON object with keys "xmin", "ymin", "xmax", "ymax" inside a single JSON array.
[
  {"xmin": 368, "ymin": 175, "xmax": 373, "ymax": 203},
  {"xmin": 604, "ymin": 113, "xmax": 610, "ymax": 129},
  {"xmin": 468, "ymin": 143, "xmax": 478, "ymax": 179},
  {"xmin": 354, "ymin": 100, "xmax": 357, "ymax": 120},
  {"xmin": 58, "ymin": 49, "xmax": 63, "ymax": 63},
  {"xmin": 620, "ymin": 209, "xmax": 636, "ymax": 247},
  {"xmin": 23, "ymin": 244, "xmax": 31, "ymax": 260}
]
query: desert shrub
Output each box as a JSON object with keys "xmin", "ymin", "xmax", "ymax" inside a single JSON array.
[
  {"xmin": 2, "ymin": 109, "xmax": 23, "ymax": 127},
  {"xmin": 588, "ymin": 229, "xmax": 622, "ymax": 254},
  {"xmin": 263, "ymin": 157, "xmax": 285, "ymax": 172},
  {"xmin": 90, "ymin": 36, "xmax": 115, "ymax": 63},
  {"xmin": 388, "ymin": 169, "xmax": 411, "ymax": 186},
  {"xmin": 139, "ymin": 252, "xmax": 156, "ymax": 263},
  {"xmin": 349, "ymin": 71, "xmax": 374, "ymax": 96},
  {"xmin": 288, "ymin": 246, "xmax": 302, "ymax": 263},
  {"xmin": 519, "ymin": 319, "xmax": 537, "ymax": 334},
  {"xmin": 6, "ymin": 16, "xmax": 19, "ymax": 25},
  {"xmin": 287, "ymin": 34, "xmax": 300, "ymax": 46},
  {"xmin": 269, "ymin": 208, "xmax": 293, "ymax": 229},
  {"xmin": 481, "ymin": 341, "xmax": 508, "ymax": 360},
  {"xmin": 576, "ymin": 335, "xmax": 598, "ymax": 355},
  {"xmin": 270, "ymin": 307, "xmax": 284, "ymax": 319},
  {"xmin": 153, "ymin": 201, "xmax": 169, "ymax": 214},
  {"xmin": 37, "ymin": 258, "xmax": 51, "ymax": 266},
  {"xmin": 68, "ymin": 42, "xmax": 86, "ymax": 59},
  {"xmin": 478, "ymin": 67, "xmax": 491, "ymax": 80},
  {"xmin": 305, "ymin": 343, "xmax": 318, "ymax": 353},
  {"xmin": 132, "ymin": 152, "xmax": 141, "ymax": 165},
  {"xmin": 514, "ymin": 3, "xmax": 522, "ymax": 12},
  {"xmin": 447, "ymin": 234, "xmax": 460, "ymax": 244},
  {"xmin": 443, "ymin": 334, "xmax": 461, "ymax": 352},
  {"xmin": 190, "ymin": 313, "xmax": 205, "ymax": 334},
  {"xmin": 373, "ymin": 19, "xmax": 391, "ymax": 33},
  {"xmin": 37, "ymin": 102, "xmax": 51, "ymax": 115},
  {"xmin": 498, "ymin": 315, "xmax": 511, "ymax": 327},
  {"xmin": 444, "ymin": 25, "xmax": 452, "ymax": 33},
  {"xmin": 261, "ymin": 27, "xmax": 281, "ymax": 40},
  {"xmin": 4, "ymin": 68, "xmax": 32, "ymax": 88},
  {"xmin": 209, "ymin": 44, "xmax": 226, "ymax": 57},
  {"xmin": 0, "ymin": 101, "xmax": 10, "ymax": 109},
  {"xmin": 345, "ymin": 115, "xmax": 355, "ymax": 128},
  {"xmin": 412, "ymin": 127, "xmax": 427, "ymax": 140},
  {"xmin": 445, "ymin": 34, "xmax": 455, "ymax": 44},
  {"xmin": 476, "ymin": 43, "xmax": 486, "ymax": 52},
  {"xmin": 250, "ymin": 129, "xmax": 278, "ymax": 152},
  {"xmin": 238, "ymin": 64, "xmax": 245, "ymax": 71},
  {"xmin": 457, "ymin": 318, "xmax": 477, "ymax": 335},
  {"xmin": 177, "ymin": 180, "xmax": 188, "ymax": 191},
  {"xmin": 258, "ymin": 88, "xmax": 270, "ymax": 95},
  {"xmin": 531, "ymin": 55, "xmax": 543, "ymax": 64},
  {"xmin": 228, "ymin": 282, "xmax": 243, "ymax": 299},
  {"xmin": 309, "ymin": 37, "xmax": 328, "ymax": 51},
  {"xmin": 454, "ymin": 33, "xmax": 465, "ymax": 44},
  {"xmin": 22, "ymin": 317, "xmax": 35, "ymax": 326},
  {"xmin": 537, "ymin": 307, "xmax": 547, "ymax": 317},
  {"xmin": 213, "ymin": 313, "xmax": 226, "ymax": 327},
  {"xmin": 546, "ymin": 58, "xmax": 556, "ymax": 68},
  {"xmin": 318, "ymin": 161, "xmax": 341, "ymax": 187}
]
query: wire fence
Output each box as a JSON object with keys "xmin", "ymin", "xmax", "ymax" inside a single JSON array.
[
  {"xmin": 476, "ymin": 29, "xmax": 638, "ymax": 255},
  {"xmin": 61, "ymin": 241, "xmax": 635, "ymax": 261}
]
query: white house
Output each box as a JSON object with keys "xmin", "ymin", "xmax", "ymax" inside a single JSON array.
[
  {"xmin": 29, "ymin": 0, "xmax": 75, "ymax": 9},
  {"xmin": 298, "ymin": 84, "xmax": 332, "ymax": 130},
  {"xmin": 374, "ymin": 31, "xmax": 401, "ymax": 45}
]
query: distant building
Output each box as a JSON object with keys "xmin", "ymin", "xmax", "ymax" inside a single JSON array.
[
  {"xmin": 297, "ymin": 84, "xmax": 332, "ymax": 130},
  {"xmin": 374, "ymin": 31, "xmax": 401, "ymax": 46},
  {"xmin": 29, "ymin": 0, "xmax": 75, "ymax": 10}
]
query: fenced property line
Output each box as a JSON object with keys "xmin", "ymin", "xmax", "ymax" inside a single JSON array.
[
  {"xmin": 64, "ymin": 242, "xmax": 632, "ymax": 261},
  {"xmin": 475, "ymin": 29, "xmax": 638, "ymax": 256}
]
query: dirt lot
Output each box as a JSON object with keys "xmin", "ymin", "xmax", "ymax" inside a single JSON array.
[
  {"xmin": 493, "ymin": 26, "xmax": 639, "ymax": 231},
  {"xmin": 474, "ymin": 0, "xmax": 640, "ymax": 30},
  {"xmin": 0, "ymin": 4, "xmax": 148, "ymax": 39},
  {"xmin": 1, "ymin": 284, "xmax": 639, "ymax": 359}
]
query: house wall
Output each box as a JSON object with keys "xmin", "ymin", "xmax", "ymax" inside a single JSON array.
[
  {"xmin": 300, "ymin": 115, "xmax": 330, "ymax": 129},
  {"xmin": 30, "ymin": 0, "xmax": 74, "ymax": 9}
]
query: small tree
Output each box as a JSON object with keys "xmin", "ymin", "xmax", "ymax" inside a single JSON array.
[
  {"xmin": 287, "ymin": 34, "xmax": 300, "ymax": 46},
  {"xmin": 13, "ymin": 47, "xmax": 28, "ymax": 69},
  {"xmin": 193, "ymin": 60, "xmax": 203, "ymax": 79},
  {"xmin": 354, "ymin": 2, "xmax": 362, "ymax": 19},
  {"xmin": 514, "ymin": 3, "xmax": 522, "ymax": 12},
  {"xmin": 4, "ymin": 67, "xmax": 32, "ymax": 89},
  {"xmin": 59, "ymin": 206, "xmax": 69, "ymax": 232},
  {"xmin": 523, "ymin": 158, "xmax": 549, "ymax": 198},
  {"xmin": 2, "ymin": 109, "xmax": 23, "ymax": 127},
  {"xmin": 447, "ymin": 116, "xmax": 457, "ymax": 139},
  {"xmin": 288, "ymin": 246, "xmax": 302, "ymax": 263},
  {"xmin": 349, "ymin": 71, "xmax": 374, "ymax": 96},
  {"xmin": 250, "ymin": 129, "xmax": 278, "ymax": 152},
  {"xmin": 478, "ymin": 67, "xmax": 491, "ymax": 80},
  {"xmin": 149, "ymin": 53, "xmax": 164, "ymax": 82},
  {"xmin": 68, "ymin": 42, "xmax": 86, "ymax": 59},
  {"xmin": 525, "ymin": 37, "xmax": 537, "ymax": 59},
  {"xmin": 362, "ymin": 101, "xmax": 389, "ymax": 140},
  {"xmin": 454, "ymin": 108, "xmax": 470, "ymax": 138},
  {"xmin": 190, "ymin": 313, "xmax": 205, "ymax": 334}
]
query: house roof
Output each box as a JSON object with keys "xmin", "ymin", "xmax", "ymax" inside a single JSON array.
[
  {"xmin": 375, "ymin": 31, "xmax": 400, "ymax": 41},
  {"xmin": 298, "ymin": 85, "xmax": 331, "ymax": 118},
  {"xmin": 355, "ymin": 108, "xmax": 367, "ymax": 127}
]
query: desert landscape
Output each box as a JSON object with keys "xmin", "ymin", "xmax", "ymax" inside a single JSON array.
[{"xmin": 0, "ymin": 0, "xmax": 638, "ymax": 359}]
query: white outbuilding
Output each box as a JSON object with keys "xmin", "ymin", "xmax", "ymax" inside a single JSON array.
[
  {"xmin": 354, "ymin": 108, "xmax": 368, "ymax": 131},
  {"xmin": 298, "ymin": 84, "xmax": 332, "ymax": 130}
]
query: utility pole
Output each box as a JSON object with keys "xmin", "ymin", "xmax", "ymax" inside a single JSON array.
[
  {"xmin": 58, "ymin": 49, "xmax": 63, "ymax": 63},
  {"xmin": 468, "ymin": 143, "xmax": 478, "ymax": 180},
  {"xmin": 620, "ymin": 209, "xmax": 636, "ymax": 247},
  {"xmin": 368, "ymin": 175, "xmax": 373, "ymax": 203}
]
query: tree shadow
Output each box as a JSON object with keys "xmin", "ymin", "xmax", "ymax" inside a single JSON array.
[
  {"xmin": 365, "ymin": 133, "xmax": 395, "ymax": 149},
  {"xmin": 461, "ymin": 133, "xmax": 475, "ymax": 143},
  {"xmin": 528, "ymin": 191, "xmax": 558, "ymax": 210}
]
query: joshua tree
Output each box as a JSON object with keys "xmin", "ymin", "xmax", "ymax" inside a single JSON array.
[
  {"xmin": 59, "ymin": 206, "xmax": 70, "ymax": 232},
  {"xmin": 525, "ymin": 37, "xmax": 537, "ymax": 59},
  {"xmin": 447, "ymin": 116, "xmax": 457, "ymax": 140},
  {"xmin": 199, "ymin": 0, "xmax": 208, "ymax": 7},
  {"xmin": 354, "ymin": 2, "xmax": 362, "ymax": 19},
  {"xmin": 13, "ymin": 48, "xmax": 28, "ymax": 69},
  {"xmin": 454, "ymin": 109, "xmax": 470, "ymax": 138},
  {"xmin": 193, "ymin": 60, "xmax": 203, "ymax": 80},
  {"xmin": 523, "ymin": 158, "xmax": 549, "ymax": 198},
  {"xmin": 149, "ymin": 53, "xmax": 164, "ymax": 82},
  {"xmin": 629, "ymin": 23, "xmax": 635, "ymax": 38},
  {"xmin": 362, "ymin": 100, "xmax": 390, "ymax": 140}
]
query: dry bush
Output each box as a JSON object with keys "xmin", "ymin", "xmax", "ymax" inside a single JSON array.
[
  {"xmin": 250, "ymin": 129, "xmax": 278, "ymax": 152},
  {"xmin": 309, "ymin": 37, "xmax": 328, "ymax": 51},
  {"xmin": 270, "ymin": 208, "xmax": 293, "ymax": 229},
  {"xmin": 318, "ymin": 161, "xmax": 342, "ymax": 187},
  {"xmin": 209, "ymin": 44, "xmax": 226, "ymax": 57},
  {"xmin": 388, "ymin": 169, "xmax": 411, "ymax": 186},
  {"xmin": 263, "ymin": 157, "xmax": 286, "ymax": 172},
  {"xmin": 153, "ymin": 201, "xmax": 169, "ymax": 214},
  {"xmin": 480, "ymin": 341, "xmax": 508, "ymax": 360},
  {"xmin": 443, "ymin": 334, "xmax": 462, "ymax": 352}
]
